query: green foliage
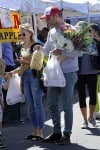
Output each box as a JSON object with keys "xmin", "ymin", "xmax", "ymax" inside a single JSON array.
[
  {"xmin": 43, "ymin": 56, "xmax": 48, "ymax": 67},
  {"xmin": 63, "ymin": 24, "xmax": 91, "ymax": 51}
]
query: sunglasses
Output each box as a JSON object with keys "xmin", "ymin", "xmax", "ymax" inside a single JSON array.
[{"xmin": 19, "ymin": 33, "xmax": 26, "ymax": 37}]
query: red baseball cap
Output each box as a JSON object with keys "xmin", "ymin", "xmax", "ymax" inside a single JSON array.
[{"xmin": 40, "ymin": 6, "xmax": 61, "ymax": 19}]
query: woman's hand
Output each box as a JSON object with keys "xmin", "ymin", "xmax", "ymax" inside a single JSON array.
[
  {"xmin": 33, "ymin": 45, "xmax": 42, "ymax": 51},
  {"xmin": 17, "ymin": 57, "xmax": 24, "ymax": 64},
  {"xmin": 6, "ymin": 72, "xmax": 13, "ymax": 78}
]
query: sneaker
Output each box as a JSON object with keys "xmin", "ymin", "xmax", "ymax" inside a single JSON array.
[
  {"xmin": 58, "ymin": 133, "xmax": 71, "ymax": 145},
  {"xmin": 0, "ymin": 141, "xmax": 6, "ymax": 148},
  {"xmin": 89, "ymin": 118, "xmax": 96, "ymax": 126},
  {"xmin": 25, "ymin": 134, "xmax": 35, "ymax": 140},
  {"xmin": 32, "ymin": 136, "xmax": 43, "ymax": 141},
  {"xmin": 43, "ymin": 133, "xmax": 62, "ymax": 143},
  {"xmin": 81, "ymin": 121, "xmax": 88, "ymax": 129},
  {"xmin": 94, "ymin": 112, "xmax": 100, "ymax": 120}
]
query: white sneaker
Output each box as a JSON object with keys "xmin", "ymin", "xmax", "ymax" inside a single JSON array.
[
  {"xmin": 88, "ymin": 118, "xmax": 96, "ymax": 126},
  {"xmin": 81, "ymin": 121, "xmax": 88, "ymax": 129},
  {"xmin": 93, "ymin": 112, "xmax": 100, "ymax": 119}
]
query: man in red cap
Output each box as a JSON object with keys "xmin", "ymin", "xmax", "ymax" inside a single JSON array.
[
  {"xmin": 40, "ymin": 6, "xmax": 62, "ymax": 28},
  {"xmin": 39, "ymin": 6, "xmax": 82, "ymax": 144},
  {"xmin": 40, "ymin": 6, "xmax": 61, "ymax": 19}
]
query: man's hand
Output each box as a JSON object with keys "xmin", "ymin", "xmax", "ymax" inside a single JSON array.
[{"xmin": 52, "ymin": 49, "xmax": 61, "ymax": 56}]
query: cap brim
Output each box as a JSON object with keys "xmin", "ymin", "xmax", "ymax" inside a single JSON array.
[{"xmin": 40, "ymin": 15, "xmax": 47, "ymax": 19}]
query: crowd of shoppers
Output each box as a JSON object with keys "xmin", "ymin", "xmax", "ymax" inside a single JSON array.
[{"xmin": 0, "ymin": 5, "xmax": 99, "ymax": 148}]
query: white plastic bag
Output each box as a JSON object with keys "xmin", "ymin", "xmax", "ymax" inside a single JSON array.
[
  {"xmin": 6, "ymin": 74, "xmax": 25, "ymax": 105},
  {"xmin": 43, "ymin": 53, "xmax": 66, "ymax": 87}
]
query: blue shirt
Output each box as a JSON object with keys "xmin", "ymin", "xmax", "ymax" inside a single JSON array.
[{"xmin": 2, "ymin": 42, "xmax": 15, "ymax": 66}]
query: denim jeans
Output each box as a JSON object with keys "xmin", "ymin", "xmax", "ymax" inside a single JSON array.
[
  {"xmin": 22, "ymin": 70, "xmax": 45, "ymax": 129},
  {"xmin": 47, "ymin": 72, "xmax": 77, "ymax": 134}
]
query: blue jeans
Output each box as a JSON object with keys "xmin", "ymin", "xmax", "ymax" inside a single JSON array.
[
  {"xmin": 22, "ymin": 70, "xmax": 45, "ymax": 129},
  {"xmin": 47, "ymin": 72, "xmax": 77, "ymax": 135}
]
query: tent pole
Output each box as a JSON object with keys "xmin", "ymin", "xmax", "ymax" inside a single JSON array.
[
  {"xmin": 32, "ymin": 13, "xmax": 37, "ymax": 41},
  {"xmin": 87, "ymin": 1, "xmax": 90, "ymax": 24},
  {"xmin": 60, "ymin": 0, "xmax": 63, "ymax": 18}
]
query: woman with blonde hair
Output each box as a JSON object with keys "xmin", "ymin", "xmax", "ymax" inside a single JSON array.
[{"xmin": 7, "ymin": 23, "xmax": 45, "ymax": 140}]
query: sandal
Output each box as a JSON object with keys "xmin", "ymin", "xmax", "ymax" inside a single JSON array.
[
  {"xmin": 25, "ymin": 135, "xmax": 36, "ymax": 140},
  {"xmin": 32, "ymin": 136, "xmax": 43, "ymax": 141}
]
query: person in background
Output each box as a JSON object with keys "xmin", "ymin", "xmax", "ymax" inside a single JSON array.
[
  {"xmin": 77, "ymin": 23, "xmax": 99, "ymax": 129},
  {"xmin": 65, "ymin": 19, "xmax": 71, "ymax": 24},
  {"xmin": 0, "ymin": 79, "xmax": 5, "ymax": 148},
  {"xmin": 7, "ymin": 23, "xmax": 45, "ymax": 141},
  {"xmin": 0, "ymin": 58, "xmax": 6, "ymax": 148},
  {"xmin": 37, "ymin": 27, "xmax": 49, "ymax": 95},
  {"xmin": 36, "ymin": 6, "xmax": 83, "ymax": 144},
  {"xmin": 2, "ymin": 42, "xmax": 20, "ymax": 124},
  {"xmin": 0, "ymin": 83, "xmax": 4, "ymax": 136},
  {"xmin": 37, "ymin": 27, "xmax": 49, "ymax": 46},
  {"xmin": 90, "ymin": 24, "xmax": 100, "ymax": 120}
]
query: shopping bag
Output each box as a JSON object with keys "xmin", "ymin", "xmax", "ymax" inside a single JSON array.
[
  {"xmin": 6, "ymin": 74, "xmax": 25, "ymax": 105},
  {"xmin": 43, "ymin": 53, "xmax": 66, "ymax": 87}
]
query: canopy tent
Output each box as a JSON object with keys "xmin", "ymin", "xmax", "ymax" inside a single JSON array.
[
  {"xmin": 0, "ymin": 0, "xmax": 99, "ymax": 15},
  {"xmin": 42, "ymin": 0, "xmax": 100, "ymax": 15},
  {"xmin": 0, "ymin": 0, "xmax": 99, "ymax": 37},
  {"xmin": 0, "ymin": 0, "xmax": 91, "ymax": 13},
  {"xmin": 0, "ymin": 0, "xmax": 88, "ymax": 38}
]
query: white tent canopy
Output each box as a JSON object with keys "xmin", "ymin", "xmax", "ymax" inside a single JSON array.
[
  {"xmin": 42, "ymin": 0, "xmax": 100, "ymax": 15},
  {"xmin": 0, "ymin": 0, "xmax": 99, "ymax": 37},
  {"xmin": 0, "ymin": 0, "xmax": 99, "ymax": 16},
  {"xmin": 0, "ymin": 0, "xmax": 88, "ymax": 14}
]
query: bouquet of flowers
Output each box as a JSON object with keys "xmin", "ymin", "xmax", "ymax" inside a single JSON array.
[
  {"xmin": 51, "ymin": 22, "xmax": 95, "ymax": 62},
  {"xmin": 51, "ymin": 32, "xmax": 74, "ymax": 52},
  {"xmin": 63, "ymin": 21, "xmax": 91, "ymax": 52},
  {"xmin": 51, "ymin": 22, "xmax": 91, "ymax": 53}
]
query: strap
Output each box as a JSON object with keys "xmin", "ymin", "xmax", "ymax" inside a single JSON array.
[{"xmin": 30, "ymin": 42, "xmax": 41, "ymax": 54}]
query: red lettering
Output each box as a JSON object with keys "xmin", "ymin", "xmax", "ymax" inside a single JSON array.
[
  {"xmin": 0, "ymin": 20, "xmax": 2, "ymax": 29},
  {"xmin": 13, "ymin": 14, "xmax": 20, "ymax": 28}
]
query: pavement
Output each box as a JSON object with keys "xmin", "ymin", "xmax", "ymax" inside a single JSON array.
[{"xmin": 2, "ymin": 89, "xmax": 100, "ymax": 150}]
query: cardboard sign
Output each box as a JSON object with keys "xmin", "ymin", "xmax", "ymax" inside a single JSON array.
[
  {"xmin": 0, "ymin": 28, "xmax": 20, "ymax": 42},
  {"xmin": 0, "ymin": 12, "xmax": 21, "ymax": 42}
]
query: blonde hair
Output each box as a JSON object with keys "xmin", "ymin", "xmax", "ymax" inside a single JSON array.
[{"xmin": 19, "ymin": 23, "xmax": 35, "ymax": 44}]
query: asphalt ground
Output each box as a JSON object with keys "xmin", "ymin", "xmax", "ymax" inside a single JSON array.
[{"xmin": 1, "ymin": 90, "xmax": 100, "ymax": 150}]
